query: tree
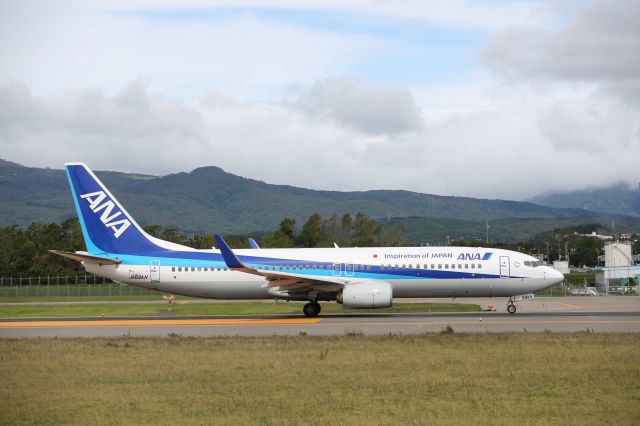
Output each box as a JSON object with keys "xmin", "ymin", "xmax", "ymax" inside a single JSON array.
[
  {"xmin": 260, "ymin": 218, "xmax": 297, "ymax": 248},
  {"xmin": 570, "ymin": 237, "xmax": 603, "ymax": 267},
  {"xmin": 297, "ymin": 213, "xmax": 330, "ymax": 247},
  {"xmin": 352, "ymin": 213, "xmax": 381, "ymax": 247}
]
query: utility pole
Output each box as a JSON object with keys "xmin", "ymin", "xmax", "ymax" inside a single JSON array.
[
  {"xmin": 546, "ymin": 241, "xmax": 550, "ymax": 264},
  {"xmin": 486, "ymin": 221, "xmax": 489, "ymax": 245}
]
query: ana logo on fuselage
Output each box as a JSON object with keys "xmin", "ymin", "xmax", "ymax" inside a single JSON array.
[
  {"xmin": 457, "ymin": 252, "xmax": 493, "ymax": 261},
  {"xmin": 80, "ymin": 191, "xmax": 131, "ymax": 238}
]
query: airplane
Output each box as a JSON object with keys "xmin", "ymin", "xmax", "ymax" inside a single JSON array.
[{"xmin": 51, "ymin": 162, "xmax": 564, "ymax": 317}]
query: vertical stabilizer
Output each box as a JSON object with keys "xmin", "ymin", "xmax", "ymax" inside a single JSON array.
[{"xmin": 65, "ymin": 162, "xmax": 160, "ymax": 255}]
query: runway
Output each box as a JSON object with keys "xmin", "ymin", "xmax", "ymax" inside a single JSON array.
[
  {"xmin": 0, "ymin": 297, "xmax": 640, "ymax": 338},
  {"xmin": 1, "ymin": 297, "xmax": 639, "ymax": 338}
]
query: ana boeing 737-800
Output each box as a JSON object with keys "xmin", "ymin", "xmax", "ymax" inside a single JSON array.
[{"xmin": 51, "ymin": 163, "xmax": 564, "ymax": 316}]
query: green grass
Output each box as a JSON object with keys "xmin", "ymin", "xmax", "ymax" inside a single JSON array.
[
  {"xmin": 0, "ymin": 302, "xmax": 481, "ymax": 318},
  {"xmin": 0, "ymin": 295, "xmax": 174, "ymax": 303},
  {"xmin": 0, "ymin": 284, "xmax": 160, "ymax": 299},
  {"xmin": 564, "ymin": 272, "xmax": 596, "ymax": 286},
  {"xmin": 1, "ymin": 333, "xmax": 638, "ymax": 425}
]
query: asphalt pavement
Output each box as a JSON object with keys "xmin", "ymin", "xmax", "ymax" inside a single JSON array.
[{"xmin": 0, "ymin": 297, "xmax": 638, "ymax": 338}]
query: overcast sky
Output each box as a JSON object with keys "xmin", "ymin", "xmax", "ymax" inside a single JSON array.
[{"xmin": 1, "ymin": 0, "xmax": 638, "ymax": 200}]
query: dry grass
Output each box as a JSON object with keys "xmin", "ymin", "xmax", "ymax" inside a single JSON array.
[{"xmin": 1, "ymin": 333, "xmax": 639, "ymax": 425}]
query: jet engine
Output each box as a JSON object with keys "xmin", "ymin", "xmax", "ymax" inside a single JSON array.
[{"xmin": 337, "ymin": 282, "xmax": 392, "ymax": 309}]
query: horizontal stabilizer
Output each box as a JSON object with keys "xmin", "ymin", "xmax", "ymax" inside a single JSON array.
[{"xmin": 48, "ymin": 250, "xmax": 121, "ymax": 264}]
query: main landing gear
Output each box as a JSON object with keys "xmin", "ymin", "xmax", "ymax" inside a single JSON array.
[
  {"xmin": 303, "ymin": 302, "xmax": 321, "ymax": 317},
  {"xmin": 507, "ymin": 297, "xmax": 517, "ymax": 314}
]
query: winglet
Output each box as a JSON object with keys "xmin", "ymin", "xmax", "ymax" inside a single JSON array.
[
  {"xmin": 248, "ymin": 238, "xmax": 260, "ymax": 249},
  {"xmin": 214, "ymin": 235, "xmax": 246, "ymax": 268}
]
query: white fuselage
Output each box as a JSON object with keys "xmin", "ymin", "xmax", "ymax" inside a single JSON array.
[{"xmin": 83, "ymin": 246, "xmax": 564, "ymax": 300}]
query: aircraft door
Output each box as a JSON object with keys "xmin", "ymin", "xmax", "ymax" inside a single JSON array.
[
  {"xmin": 499, "ymin": 256, "xmax": 510, "ymax": 278},
  {"xmin": 150, "ymin": 260, "xmax": 160, "ymax": 283},
  {"xmin": 344, "ymin": 263, "xmax": 354, "ymax": 276},
  {"xmin": 332, "ymin": 263, "xmax": 341, "ymax": 276}
]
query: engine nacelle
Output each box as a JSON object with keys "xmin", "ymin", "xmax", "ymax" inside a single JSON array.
[{"xmin": 337, "ymin": 282, "xmax": 393, "ymax": 309}]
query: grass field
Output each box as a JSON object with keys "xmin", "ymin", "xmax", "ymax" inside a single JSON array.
[
  {"xmin": 0, "ymin": 302, "xmax": 482, "ymax": 318},
  {"xmin": 1, "ymin": 333, "xmax": 638, "ymax": 425}
]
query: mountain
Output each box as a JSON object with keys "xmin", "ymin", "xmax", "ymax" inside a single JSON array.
[
  {"xmin": 1, "ymin": 159, "xmax": 638, "ymax": 239},
  {"xmin": 529, "ymin": 183, "xmax": 640, "ymax": 217},
  {"xmin": 395, "ymin": 216, "xmax": 640, "ymax": 244}
]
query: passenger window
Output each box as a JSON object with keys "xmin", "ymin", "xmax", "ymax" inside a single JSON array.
[
  {"xmin": 431, "ymin": 264, "xmax": 435, "ymax": 269},
  {"xmin": 191, "ymin": 267, "xmax": 195, "ymax": 272},
  {"xmin": 367, "ymin": 265, "xmax": 371, "ymax": 270},
  {"xmin": 445, "ymin": 264, "xmax": 449, "ymax": 269},
  {"xmin": 178, "ymin": 267, "xmax": 182, "ymax": 272},
  {"xmin": 408, "ymin": 264, "xmax": 412, "ymax": 269},
  {"xmin": 224, "ymin": 267, "xmax": 228, "ymax": 271},
  {"xmin": 465, "ymin": 264, "xmax": 468, "ymax": 269},
  {"xmin": 478, "ymin": 264, "xmax": 482, "ymax": 269},
  {"xmin": 458, "ymin": 264, "xmax": 462, "ymax": 269},
  {"xmin": 471, "ymin": 264, "xmax": 475, "ymax": 269},
  {"xmin": 451, "ymin": 264, "xmax": 455, "ymax": 269},
  {"xmin": 172, "ymin": 267, "xmax": 175, "ymax": 272},
  {"xmin": 438, "ymin": 264, "xmax": 442, "ymax": 269}
]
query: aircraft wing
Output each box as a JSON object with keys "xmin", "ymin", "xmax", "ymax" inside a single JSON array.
[{"xmin": 214, "ymin": 235, "xmax": 349, "ymax": 293}]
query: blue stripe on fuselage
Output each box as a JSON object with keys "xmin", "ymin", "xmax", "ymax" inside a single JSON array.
[{"xmin": 107, "ymin": 251, "xmax": 511, "ymax": 280}]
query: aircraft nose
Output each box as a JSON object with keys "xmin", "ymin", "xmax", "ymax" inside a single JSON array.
[{"xmin": 549, "ymin": 267, "xmax": 564, "ymax": 284}]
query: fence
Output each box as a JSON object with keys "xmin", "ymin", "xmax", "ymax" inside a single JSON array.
[
  {"xmin": 0, "ymin": 275, "xmax": 159, "ymax": 298},
  {"xmin": 0, "ymin": 275, "xmax": 634, "ymax": 299}
]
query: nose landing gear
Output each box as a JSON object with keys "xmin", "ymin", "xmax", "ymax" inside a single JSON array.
[{"xmin": 507, "ymin": 297, "xmax": 517, "ymax": 314}]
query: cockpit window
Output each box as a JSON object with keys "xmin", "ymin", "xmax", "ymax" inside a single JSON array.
[{"xmin": 524, "ymin": 261, "xmax": 544, "ymax": 267}]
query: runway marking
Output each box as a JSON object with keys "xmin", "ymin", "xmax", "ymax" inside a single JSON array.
[
  {"xmin": 318, "ymin": 319, "xmax": 640, "ymax": 327},
  {"xmin": 0, "ymin": 318, "xmax": 322, "ymax": 328}
]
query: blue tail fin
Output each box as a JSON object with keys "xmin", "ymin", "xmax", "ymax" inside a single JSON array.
[{"xmin": 65, "ymin": 162, "xmax": 161, "ymax": 255}]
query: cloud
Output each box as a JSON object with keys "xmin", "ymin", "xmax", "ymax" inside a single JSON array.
[
  {"xmin": 0, "ymin": 81, "xmax": 207, "ymax": 171},
  {"xmin": 2, "ymin": 79, "xmax": 639, "ymax": 202},
  {"xmin": 481, "ymin": 0, "xmax": 640, "ymax": 105},
  {"xmin": 0, "ymin": 2, "xmax": 379, "ymax": 99},
  {"xmin": 282, "ymin": 77, "xmax": 424, "ymax": 135},
  {"xmin": 2, "ymin": 1, "xmax": 639, "ymax": 202}
]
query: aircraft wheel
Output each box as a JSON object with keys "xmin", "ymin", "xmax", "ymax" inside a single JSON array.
[
  {"xmin": 303, "ymin": 302, "xmax": 321, "ymax": 317},
  {"xmin": 507, "ymin": 304, "xmax": 517, "ymax": 314}
]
